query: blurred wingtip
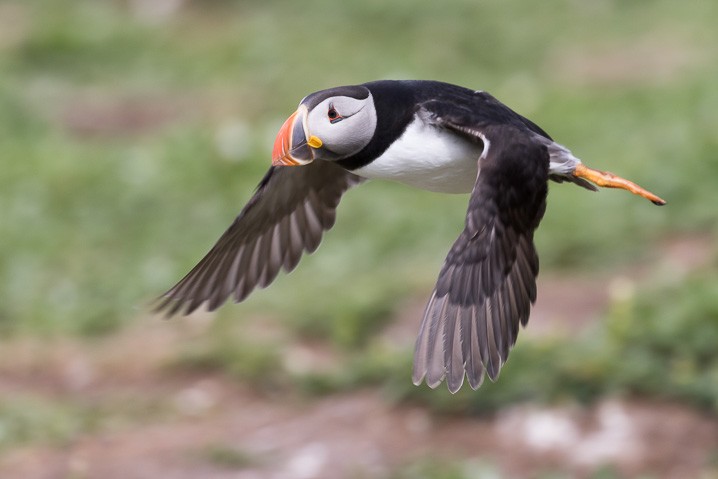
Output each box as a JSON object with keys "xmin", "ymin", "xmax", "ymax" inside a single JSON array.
[
  {"xmin": 486, "ymin": 359, "xmax": 503, "ymax": 382},
  {"xmin": 447, "ymin": 376, "xmax": 464, "ymax": 394},
  {"xmin": 149, "ymin": 291, "xmax": 201, "ymax": 318},
  {"xmin": 149, "ymin": 294, "xmax": 176, "ymax": 318}
]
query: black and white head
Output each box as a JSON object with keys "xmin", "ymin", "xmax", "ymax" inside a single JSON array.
[{"xmin": 272, "ymin": 85, "xmax": 377, "ymax": 166}]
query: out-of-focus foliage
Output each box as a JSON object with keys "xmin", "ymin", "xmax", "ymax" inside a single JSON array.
[
  {"xmin": 0, "ymin": 0, "xmax": 717, "ymax": 441},
  {"xmin": 606, "ymin": 268, "xmax": 718, "ymax": 409},
  {"xmin": 1, "ymin": 1, "xmax": 717, "ymax": 473},
  {"xmin": 1, "ymin": 0, "xmax": 717, "ymax": 338},
  {"xmin": 278, "ymin": 263, "xmax": 718, "ymax": 415}
]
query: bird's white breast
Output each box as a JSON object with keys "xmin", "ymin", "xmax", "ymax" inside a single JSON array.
[{"xmin": 353, "ymin": 116, "xmax": 480, "ymax": 194}]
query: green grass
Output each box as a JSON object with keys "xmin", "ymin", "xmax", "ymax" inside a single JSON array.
[
  {"xmin": 0, "ymin": 396, "xmax": 90, "ymax": 450},
  {"xmin": 1, "ymin": 0, "xmax": 717, "ymax": 423},
  {"xmin": 171, "ymin": 315, "xmax": 287, "ymax": 390},
  {"xmin": 379, "ymin": 458, "xmax": 636, "ymax": 479},
  {"xmin": 199, "ymin": 443, "xmax": 259, "ymax": 470},
  {"xmin": 383, "ymin": 458, "xmax": 500, "ymax": 479},
  {"xmin": 0, "ymin": 392, "xmax": 170, "ymax": 451}
]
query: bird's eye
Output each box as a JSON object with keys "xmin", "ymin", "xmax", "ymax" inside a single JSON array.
[{"xmin": 327, "ymin": 104, "xmax": 343, "ymax": 124}]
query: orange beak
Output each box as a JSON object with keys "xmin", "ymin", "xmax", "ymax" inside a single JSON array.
[{"xmin": 271, "ymin": 107, "xmax": 322, "ymax": 167}]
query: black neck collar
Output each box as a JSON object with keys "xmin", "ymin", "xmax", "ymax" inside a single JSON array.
[{"xmin": 337, "ymin": 81, "xmax": 417, "ymax": 171}]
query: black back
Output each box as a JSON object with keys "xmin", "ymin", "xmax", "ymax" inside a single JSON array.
[{"xmin": 337, "ymin": 80, "xmax": 552, "ymax": 171}]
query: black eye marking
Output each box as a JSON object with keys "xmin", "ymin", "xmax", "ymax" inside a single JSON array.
[{"xmin": 327, "ymin": 103, "xmax": 343, "ymax": 124}]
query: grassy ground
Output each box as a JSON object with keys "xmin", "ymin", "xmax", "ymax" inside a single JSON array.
[{"xmin": 1, "ymin": 0, "xmax": 717, "ymax": 477}]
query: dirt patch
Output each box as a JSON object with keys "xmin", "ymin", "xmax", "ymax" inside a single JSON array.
[
  {"xmin": 550, "ymin": 36, "xmax": 705, "ymax": 87},
  {"xmin": 495, "ymin": 400, "xmax": 717, "ymax": 479},
  {"xmin": 0, "ymin": 381, "xmax": 715, "ymax": 479},
  {"xmin": 0, "ymin": 3, "xmax": 29, "ymax": 50},
  {"xmin": 59, "ymin": 93, "xmax": 193, "ymax": 138}
]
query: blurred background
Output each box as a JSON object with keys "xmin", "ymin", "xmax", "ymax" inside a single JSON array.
[{"xmin": 1, "ymin": 0, "xmax": 717, "ymax": 477}]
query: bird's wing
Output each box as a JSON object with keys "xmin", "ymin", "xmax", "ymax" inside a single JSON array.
[
  {"xmin": 157, "ymin": 161, "xmax": 363, "ymax": 315},
  {"xmin": 413, "ymin": 101, "xmax": 549, "ymax": 392}
]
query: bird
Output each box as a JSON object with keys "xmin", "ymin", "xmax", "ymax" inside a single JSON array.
[{"xmin": 157, "ymin": 80, "xmax": 665, "ymax": 393}]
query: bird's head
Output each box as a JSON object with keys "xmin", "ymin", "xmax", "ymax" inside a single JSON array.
[{"xmin": 272, "ymin": 85, "xmax": 377, "ymax": 166}]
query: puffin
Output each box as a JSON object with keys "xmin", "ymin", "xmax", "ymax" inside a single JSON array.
[{"xmin": 157, "ymin": 80, "xmax": 665, "ymax": 393}]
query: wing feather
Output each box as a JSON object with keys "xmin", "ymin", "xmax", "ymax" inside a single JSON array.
[
  {"xmin": 412, "ymin": 111, "xmax": 549, "ymax": 391},
  {"xmin": 157, "ymin": 161, "xmax": 363, "ymax": 315}
]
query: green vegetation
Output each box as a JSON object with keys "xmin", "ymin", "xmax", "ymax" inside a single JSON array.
[
  {"xmin": 2, "ymin": 0, "xmax": 716, "ymax": 338},
  {"xmin": 381, "ymin": 458, "xmax": 635, "ymax": 479},
  {"xmin": 384, "ymin": 458, "xmax": 499, "ymax": 479},
  {"xmin": 200, "ymin": 443, "xmax": 259, "ymax": 469},
  {"xmin": 0, "ymin": 396, "xmax": 91, "ymax": 450},
  {"xmin": 0, "ymin": 392, "xmax": 170, "ymax": 451}
]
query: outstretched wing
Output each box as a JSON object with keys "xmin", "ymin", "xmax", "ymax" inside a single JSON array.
[
  {"xmin": 413, "ymin": 100, "xmax": 549, "ymax": 392},
  {"xmin": 157, "ymin": 161, "xmax": 363, "ymax": 315}
]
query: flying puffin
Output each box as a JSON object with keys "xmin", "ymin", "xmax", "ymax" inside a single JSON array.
[{"xmin": 158, "ymin": 80, "xmax": 665, "ymax": 393}]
